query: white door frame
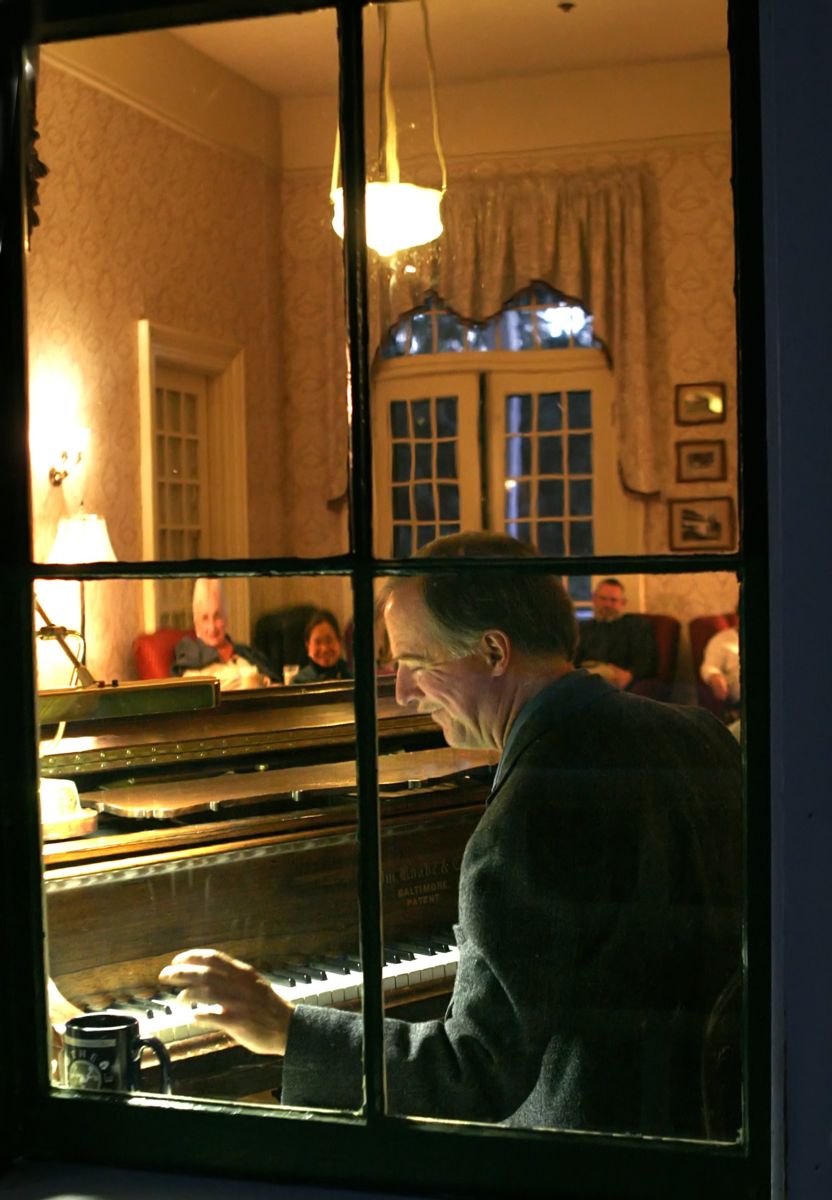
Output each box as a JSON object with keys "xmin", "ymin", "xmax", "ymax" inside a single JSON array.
[{"xmin": 137, "ymin": 319, "xmax": 251, "ymax": 639}]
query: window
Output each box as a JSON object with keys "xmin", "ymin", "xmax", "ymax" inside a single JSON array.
[
  {"xmin": 4, "ymin": 0, "xmax": 777, "ymax": 1197},
  {"xmin": 375, "ymin": 290, "xmax": 638, "ymax": 613}
]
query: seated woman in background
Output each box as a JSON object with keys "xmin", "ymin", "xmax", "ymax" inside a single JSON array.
[
  {"xmin": 173, "ymin": 578, "xmax": 280, "ymax": 690},
  {"xmin": 295, "ymin": 610, "xmax": 352, "ymax": 683}
]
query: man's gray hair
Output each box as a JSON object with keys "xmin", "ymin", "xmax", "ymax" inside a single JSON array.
[{"xmin": 384, "ymin": 532, "xmax": 577, "ymax": 661}]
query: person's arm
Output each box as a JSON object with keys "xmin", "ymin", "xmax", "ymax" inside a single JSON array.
[
  {"xmin": 700, "ymin": 631, "xmax": 730, "ymax": 701},
  {"xmin": 172, "ymin": 636, "xmax": 211, "ymax": 676}
]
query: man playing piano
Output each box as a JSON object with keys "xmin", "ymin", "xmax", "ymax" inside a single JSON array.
[{"xmin": 161, "ymin": 533, "xmax": 741, "ymax": 1138}]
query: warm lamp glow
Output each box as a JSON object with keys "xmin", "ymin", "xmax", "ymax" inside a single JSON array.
[
  {"xmin": 330, "ymin": 1, "xmax": 446, "ymax": 259},
  {"xmin": 47, "ymin": 513, "xmax": 117, "ymax": 565},
  {"xmin": 331, "ymin": 181, "xmax": 444, "ymax": 258}
]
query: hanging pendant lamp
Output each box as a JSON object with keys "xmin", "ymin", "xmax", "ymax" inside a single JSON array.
[{"xmin": 331, "ymin": 0, "xmax": 447, "ymax": 258}]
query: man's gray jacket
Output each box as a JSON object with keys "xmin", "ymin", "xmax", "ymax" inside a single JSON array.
[{"xmin": 281, "ymin": 670, "xmax": 742, "ymax": 1137}]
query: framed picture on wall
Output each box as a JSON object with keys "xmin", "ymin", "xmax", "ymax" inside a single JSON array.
[
  {"xmin": 669, "ymin": 496, "xmax": 735, "ymax": 551},
  {"xmin": 675, "ymin": 440, "xmax": 727, "ymax": 482},
  {"xmin": 674, "ymin": 381, "xmax": 727, "ymax": 425}
]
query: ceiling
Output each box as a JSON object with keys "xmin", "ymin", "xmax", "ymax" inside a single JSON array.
[{"xmin": 172, "ymin": 0, "xmax": 728, "ymax": 98}]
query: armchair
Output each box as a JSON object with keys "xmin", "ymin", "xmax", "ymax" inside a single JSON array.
[
  {"xmin": 628, "ymin": 614, "xmax": 681, "ymax": 702},
  {"xmin": 689, "ymin": 613, "xmax": 740, "ymax": 719},
  {"xmin": 132, "ymin": 628, "xmax": 192, "ymax": 680}
]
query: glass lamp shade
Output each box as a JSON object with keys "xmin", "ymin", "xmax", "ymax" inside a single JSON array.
[
  {"xmin": 331, "ymin": 181, "xmax": 443, "ymax": 258},
  {"xmin": 47, "ymin": 513, "xmax": 117, "ymax": 564}
]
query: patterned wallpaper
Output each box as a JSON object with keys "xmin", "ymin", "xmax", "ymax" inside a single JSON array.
[
  {"xmin": 27, "ymin": 58, "xmax": 737, "ymax": 684},
  {"xmin": 28, "ymin": 61, "xmax": 285, "ymax": 681}
]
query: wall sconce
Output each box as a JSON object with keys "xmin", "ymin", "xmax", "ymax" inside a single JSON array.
[{"xmin": 48, "ymin": 427, "xmax": 89, "ymax": 487}]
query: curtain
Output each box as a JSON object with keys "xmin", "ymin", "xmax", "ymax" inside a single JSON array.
[{"xmin": 328, "ymin": 162, "xmax": 660, "ymax": 502}]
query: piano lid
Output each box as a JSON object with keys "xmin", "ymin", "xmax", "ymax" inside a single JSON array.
[
  {"xmin": 38, "ymin": 677, "xmax": 439, "ymax": 779},
  {"xmin": 38, "ymin": 676, "xmax": 220, "ymax": 725}
]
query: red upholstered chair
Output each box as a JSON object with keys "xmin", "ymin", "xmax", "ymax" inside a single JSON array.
[
  {"xmin": 629, "ymin": 614, "xmax": 681, "ymax": 702},
  {"xmin": 132, "ymin": 628, "xmax": 193, "ymax": 680},
  {"xmin": 689, "ymin": 613, "xmax": 739, "ymax": 718}
]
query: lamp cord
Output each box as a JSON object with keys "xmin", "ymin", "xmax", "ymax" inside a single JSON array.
[
  {"xmin": 330, "ymin": 0, "xmax": 447, "ymax": 199},
  {"xmin": 419, "ymin": 0, "xmax": 447, "ymax": 193}
]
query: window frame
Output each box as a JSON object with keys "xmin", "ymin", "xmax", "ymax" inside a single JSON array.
[{"xmin": 0, "ymin": 1, "xmax": 772, "ymax": 1197}]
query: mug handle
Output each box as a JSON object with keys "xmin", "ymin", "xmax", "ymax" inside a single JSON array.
[{"xmin": 137, "ymin": 1036, "xmax": 172, "ymax": 1094}]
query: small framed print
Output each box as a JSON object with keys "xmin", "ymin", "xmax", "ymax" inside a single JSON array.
[
  {"xmin": 675, "ymin": 440, "xmax": 727, "ymax": 483},
  {"xmin": 669, "ymin": 496, "xmax": 735, "ymax": 551},
  {"xmin": 674, "ymin": 381, "xmax": 727, "ymax": 425}
]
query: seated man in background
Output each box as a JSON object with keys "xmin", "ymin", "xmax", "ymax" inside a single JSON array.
[
  {"xmin": 172, "ymin": 578, "xmax": 279, "ymax": 690},
  {"xmin": 294, "ymin": 610, "xmax": 352, "ymax": 683},
  {"xmin": 576, "ymin": 577, "xmax": 657, "ymax": 690},
  {"xmin": 700, "ymin": 616, "xmax": 740, "ymax": 717}
]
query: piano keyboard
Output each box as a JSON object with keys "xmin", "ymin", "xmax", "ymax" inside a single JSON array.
[{"xmin": 98, "ymin": 937, "xmax": 460, "ymax": 1046}]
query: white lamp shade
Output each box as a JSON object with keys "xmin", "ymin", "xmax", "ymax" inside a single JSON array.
[
  {"xmin": 331, "ymin": 182, "xmax": 444, "ymax": 258},
  {"xmin": 47, "ymin": 514, "xmax": 117, "ymax": 564}
]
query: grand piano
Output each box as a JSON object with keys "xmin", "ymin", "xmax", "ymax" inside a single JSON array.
[{"xmin": 39, "ymin": 677, "xmax": 496, "ymax": 1103}]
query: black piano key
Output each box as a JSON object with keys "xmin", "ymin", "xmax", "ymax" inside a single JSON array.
[
  {"xmin": 395, "ymin": 940, "xmax": 436, "ymax": 956},
  {"xmin": 283, "ymin": 962, "xmax": 324, "ymax": 982},
  {"xmin": 426, "ymin": 937, "xmax": 450, "ymax": 953},
  {"xmin": 383, "ymin": 947, "xmax": 402, "ymax": 964},
  {"xmin": 388, "ymin": 944, "xmax": 416, "ymax": 961},
  {"xmin": 307, "ymin": 957, "xmax": 351, "ymax": 976},
  {"xmin": 136, "ymin": 995, "xmax": 174, "ymax": 1015},
  {"xmin": 339, "ymin": 952, "xmax": 362, "ymax": 971},
  {"xmin": 264, "ymin": 969, "xmax": 297, "ymax": 987},
  {"xmin": 110, "ymin": 997, "xmax": 154, "ymax": 1020}
]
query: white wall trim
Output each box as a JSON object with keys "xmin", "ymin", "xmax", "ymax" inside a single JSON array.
[{"xmin": 137, "ymin": 319, "xmax": 251, "ymax": 638}]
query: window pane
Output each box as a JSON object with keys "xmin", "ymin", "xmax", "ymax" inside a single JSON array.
[
  {"xmin": 506, "ymin": 393, "xmax": 533, "ymax": 434},
  {"xmin": 27, "ymin": 11, "xmax": 347, "ymax": 563},
  {"xmin": 411, "ymin": 398, "xmax": 432, "ymax": 438},
  {"xmin": 438, "ymin": 484, "xmax": 460, "ymax": 521},
  {"xmin": 505, "ymin": 480, "xmax": 531, "ymax": 520},
  {"xmin": 568, "ymin": 434, "xmax": 593, "ymax": 475},
  {"xmin": 414, "ymin": 443, "xmax": 433, "ymax": 479},
  {"xmin": 414, "ymin": 483, "xmax": 436, "ymax": 521},
  {"xmin": 505, "ymin": 436, "xmax": 532, "ymax": 477},
  {"xmin": 437, "ymin": 312, "xmax": 464, "ymax": 352},
  {"xmin": 392, "ymin": 486, "xmax": 410, "ymax": 519},
  {"xmin": 538, "ymin": 392, "xmax": 563, "ymax": 432},
  {"xmin": 538, "ymin": 435, "xmax": 564, "ymax": 475},
  {"xmin": 393, "ymin": 525, "xmax": 413, "ymax": 557},
  {"xmin": 538, "ymin": 478, "xmax": 564, "ymax": 517},
  {"xmin": 435, "ymin": 396, "xmax": 458, "ymax": 437},
  {"xmin": 568, "ymin": 390, "xmax": 592, "ymax": 429},
  {"xmin": 410, "ymin": 312, "xmax": 434, "ymax": 354},
  {"xmin": 436, "ymin": 441, "xmax": 458, "ymax": 479},
  {"xmin": 38, "ymin": 574, "xmax": 362, "ymax": 1114},
  {"xmin": 393, "ymin": 444, "xmax": 412, "ymax": 482},
  {"xmin": 391, "ymin": 400, "xmax": 409, "ymax": 438},
  {"xmin": 370, "ymin": 562, "xmax": 742, "ymax": 1142},
  {"xmin": 537, "ymin": 521, "xmax": 565, "ymax": 555},
  {"xmin": 569, "ymin": 519, "xmax": 594, "ymax": 555},
  {"xmin": 570, "ymin": 479, "xmax": 593, "ymax": 516}
]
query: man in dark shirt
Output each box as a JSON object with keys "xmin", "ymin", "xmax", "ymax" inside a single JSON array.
[
  {"xmin": 160, "ymin": 539, "xmax": 740, "ymax": 1137},
  {"xmin": 576, "ymin": 577, "xmax": 657, "ymax": 689}
]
